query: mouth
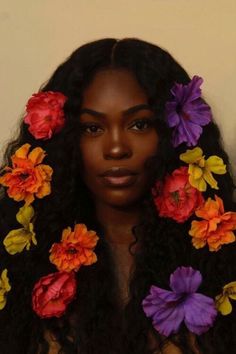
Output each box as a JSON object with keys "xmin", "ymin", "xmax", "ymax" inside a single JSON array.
[{"xmin": 98, "ymin": 167, "xmax": 138, "ymax": 187}]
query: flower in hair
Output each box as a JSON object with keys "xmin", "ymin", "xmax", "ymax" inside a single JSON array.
[
  {"xmin": 49, "ymin": 224, "xmax": 99, "ymax": 272},
  {"xmin": 0, "ymin": 143, "xmax": 53, "ymax": 204},
  {"xmin": 152, "ymin": 166, "xmax": 204, "ymax": 223},
  {"xmin": 3, "ymin": 204, "xmax": 36, "ymax": 255},
  {"xmin": 180, "ymin": 147, "xmax": 226, "ymax": 191},
  {"xmin": 189, "ymin": 195, "xmax": 236, "ymax": 251},
  {"xmin": 0, "ymin": 269, "xmax": 11, "ymax": 310},
  {"xmin": 142, "ymin": 266, "xmax": 217, "ymax": 336},
  {"xmin": 32, "ymin": 271, "xmax": 77, "ymax": 318},
  {"xmin": 166, "ymin": 75, "xmax": 212, "ymax": 147},
  {"xmin": 215, "ymin": 281, "xmax": 236, "ymax": 315},
  {"xmin": 24, "ymin": 91, "xmax": 67, "ymax": 140}
]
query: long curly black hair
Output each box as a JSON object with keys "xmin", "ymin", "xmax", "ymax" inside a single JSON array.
[{"xmin": 0, "ymin": 38, "xmax": 235, "ymax": 354}]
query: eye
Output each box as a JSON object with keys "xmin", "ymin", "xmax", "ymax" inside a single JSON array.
[
  {"xmin": 129, "ymin": 118, "xmax": 154, "ymax": 131},
  {"xmin": 80, "ymin": 123, "xmax": 103, "ymax": 135}
]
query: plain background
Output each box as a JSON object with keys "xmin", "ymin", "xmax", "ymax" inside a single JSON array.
[{"xmin": 0, "ymin": 0, "xmax": 235, "ymax": 174}]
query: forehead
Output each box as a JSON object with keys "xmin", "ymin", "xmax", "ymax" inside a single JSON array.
[{"xmin": 81, "ymin": 69, "xmax": 148, "ymax": 110}]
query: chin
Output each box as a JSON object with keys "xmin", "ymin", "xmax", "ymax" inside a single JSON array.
[{"xmin": 97, "ymin": 189, "xmax": 146, "ymax": 208}]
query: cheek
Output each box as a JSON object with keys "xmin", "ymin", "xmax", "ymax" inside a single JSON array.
[
  {"xmin": 79, "ymin": 140, "xmax": 102, "ymax": 172},
  {"xmin": 133, "ymin": 133, "xmax": 159, "ymax": 164}
]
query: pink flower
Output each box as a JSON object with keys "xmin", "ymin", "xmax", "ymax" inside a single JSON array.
[
  {"xmin": 32, "ymin": 271, "xmax": 76, "ymax": 318},
  {"xmin": 153, "ymin": 167, "xmax": 204, "ymax": 223},
  {"xmin": 24, "ymin": 91, "xmax": 67, "ymax": 140}
]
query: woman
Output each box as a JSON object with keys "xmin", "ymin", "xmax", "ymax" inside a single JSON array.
[{"xmin": 0, "ymin": 38, "xmax": 235, "ymax": 354}]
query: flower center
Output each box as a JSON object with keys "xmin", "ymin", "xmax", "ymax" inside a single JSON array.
[
  {"xmin": 176, "ymin": 104, "xmax": 182, "ymax": 114},
  {"xmin": 182, "ymin": 111, "xmax": 190, "ymax": 120},
  {"xmin": 66, "ymin": 247, "xmax": 78, "ymax": 255},
  {"xmin": 20, "ymin": 173, "xmax": 29, "ymax": 180},
  {"xmin": 44, "ymin": 115, "xmax": 52, "ymax": 122},
  {"xmin": 171, "ymin": 191, "xmax": 180, "ymax": 204}
]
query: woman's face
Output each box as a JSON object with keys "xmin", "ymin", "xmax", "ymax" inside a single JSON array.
[{"xmin": 79, "ymin": 69, "xmax": 159, "ymax": 208}]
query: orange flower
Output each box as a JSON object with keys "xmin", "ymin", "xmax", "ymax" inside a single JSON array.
[
  {"xmin": 49, "ymin": 224, "xmax": 99, "ymax": 272},
  {"xmin": 0, "ymin": 144, "xmax": 53, "ymax": 204},
  {"xmin": 189, "ymin": 195, "xmax": 236, "ymax": 251}
]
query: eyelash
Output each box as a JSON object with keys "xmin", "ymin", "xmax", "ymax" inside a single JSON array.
[{"xmin": 80, "ymin": 118, "xmax": 154, "ymax": 135}]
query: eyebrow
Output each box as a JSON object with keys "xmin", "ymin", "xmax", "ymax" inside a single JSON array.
[{"xmin": 80, "ymin": 104, "xmax": 152, "ymax": 118}]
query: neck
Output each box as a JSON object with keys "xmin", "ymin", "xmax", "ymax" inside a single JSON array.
[{"xmin": 95, "ymin": 201, "xmax": 142, "ymax": 244}]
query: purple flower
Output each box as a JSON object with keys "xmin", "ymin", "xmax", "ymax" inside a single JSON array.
[
  {"xmin": 142, "ymin": 267, "xmax": 217, "ymax": 336},
  {"xmin": 166, "ymin": 76, "xmax": 212, "ymax": 147}
]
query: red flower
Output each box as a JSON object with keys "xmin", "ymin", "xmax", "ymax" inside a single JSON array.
[
  {"xmin": 24, "ymin": 91, "xmax": 67, "ymax": 140},
  {"xmin": 32, "ymin": 271, "xmax": 76, "ymax": 318},
  {"xmin": 153, "ymin": 166, "xmax": 204, "ymax": 223}
]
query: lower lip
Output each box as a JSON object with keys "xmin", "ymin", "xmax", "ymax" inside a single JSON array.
[{"xmin": 100, "ymin": 175, "xmax": 137, "ymax": 187}]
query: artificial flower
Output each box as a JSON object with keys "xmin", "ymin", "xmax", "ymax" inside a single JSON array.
[
  {"xmin": 49, "ymin": 224, "xmax": 99, "ymax": 272},
  {"xmin": 153, "ymin": 166, "xmax": 204, "ymax": 223},
  {"xmin": 215, "ymin": 281, "xmax": 236, "ymax": 315},
  {"xmin": 24, "ymin": 91, "xmax": 67, "ymax": 140},
  {"xmin": 0, "ymin": 269, "xmax": 11, "ymax": 310},
  {"xmin": 0, "ymin": 143, "xmax": 53, "ymax": 204},
  {"xmin": 32, "ymin": 271, "xmax": 77, "ymax": 318},
  {"xmin": 180, "ymin": 147, "xmax": 226, "ymax": 191},
  {"xmin": 166, "ymin": 76, "xmax": 212, "ymax": 147},
  {"xmin": 189, "ymin": 195, "xmax": 236, "ymax": 251},
  {"xmin": 142, "ymin": 266, "xmax": 217, "ymax": 336},
  {"xmin": 3, "ymin": 204, "xmax": 36, "ymax": 254}
]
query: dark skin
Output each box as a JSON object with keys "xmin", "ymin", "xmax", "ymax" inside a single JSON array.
[
  {"xmin": 43, "ymin": 69, "xmax": 199, "ymax": 353},
  {"xmin": 78, "ymin": 69, "xmax": 200, "ymax": 354},
  {"xmin": 79, "ymin": 68, "xmax": 158, "ymax": 243},
  {"xmin": 79, "ymin": 68, "xmax": 159, "ymax": 304}
]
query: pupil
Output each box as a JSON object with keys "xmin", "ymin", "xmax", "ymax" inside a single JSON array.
[
  {"xmin": 91, "ymin": 126, "xmax": 97, "ymax": 132},
  {"xmin": 136, "ymin": 121, "xmax": 147, "ymax": 129}
]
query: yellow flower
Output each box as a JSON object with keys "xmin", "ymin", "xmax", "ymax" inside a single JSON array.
[
  {"xmin": 180, "ymin": 147, "xmax": 226, "ymax": 191},
  {"xmin": 3, "ymin": 204, "xmax": 37, "ymax": 255},
  {"xmin": 215, "ymin": 281, "xmax": 236, "ymax": 315},
  {"xmin": 0, "ymin": 269, "xmax": 11, "ymax": 310}
]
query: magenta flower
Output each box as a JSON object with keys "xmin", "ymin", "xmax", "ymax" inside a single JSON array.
[
  {"xmin": 166, "ymin": 76, "xmax": 212, "ymax": 147},
  {"xmin": 142, "ymin": 267, "xmax": 217, "ymax": 336}
]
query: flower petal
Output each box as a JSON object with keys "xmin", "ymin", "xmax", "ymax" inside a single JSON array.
[
  {"xmin": 223, "ymin": 281, "xmax": 236, "ymax": 300},
  {"xmin": 3, "ymin": 228, "xmax": 36, "ymax": 254},
  {"xmin": 0, "ymin": 269, "xmax": 11, "ymax": 310},
  {"xmin": 205, "ymin": 156, "xmax": 226, "ymax": 175},
  {"xmin": 142, "ymin": 286, "xmax": 184, "ymax": 337},
  {"xmin": 215, "ymin": 294, "xmax": 232, "ymax": 315},
  {"xmin": 28, "ymin": 147, "xmax": 46, "ymax": 165},
  {"xmin": 203, "ymin": 170, "xmax": 219, "ymax": 190},
  {"xmin": 16, "ymin": 204, "xmax": 34, "ymax": 228},
  {"xmin": 170, "ymin": 267, "xmax": 202, "ymax": 294},
  {"xmin": 184, "ymin": 293, "xmax": 217, "ymax": 334},
  {"xmin": 180, "ymin": 147, "xmax": 203, "ymax": 164},
  {"xmin": 189, "ymin": 173, "xmax": 207, "ymax": 192},
  {"xmin": 14, "ymin": 144, "xmax": 31, "ymax": 159}
]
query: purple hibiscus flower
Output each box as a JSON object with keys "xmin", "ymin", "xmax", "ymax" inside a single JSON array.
[
  {"xmin": 142, "ymin": 267, "xmax": 217, "ymax": 337},
  {"xmin": 166, "ymin": 76, "xmax": 212, "ymax": 147}
]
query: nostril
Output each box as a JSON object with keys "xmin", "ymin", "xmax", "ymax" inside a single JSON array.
[{"xmin": 103, "ymin": 140, "xmax": 132, "ymax": 160}]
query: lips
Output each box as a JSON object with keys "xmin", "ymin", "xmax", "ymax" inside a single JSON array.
[{"xmin": 99, "ymin": 167, "xmax": 138, "ymax": 187}]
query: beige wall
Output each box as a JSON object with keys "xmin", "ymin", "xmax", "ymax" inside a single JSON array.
[{"xmin": 0, "ymin": 0, "xmax": 235, "ymax": 173}]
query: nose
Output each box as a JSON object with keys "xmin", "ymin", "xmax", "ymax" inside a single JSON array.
[{"xmin": 103, "ymin": 127, "xmax": 132, "ymax": 160}]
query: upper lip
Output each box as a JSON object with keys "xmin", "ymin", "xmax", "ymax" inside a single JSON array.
[{"xmin": 99, "ymin": 167, "xmax": 137, "ymax": 177}]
